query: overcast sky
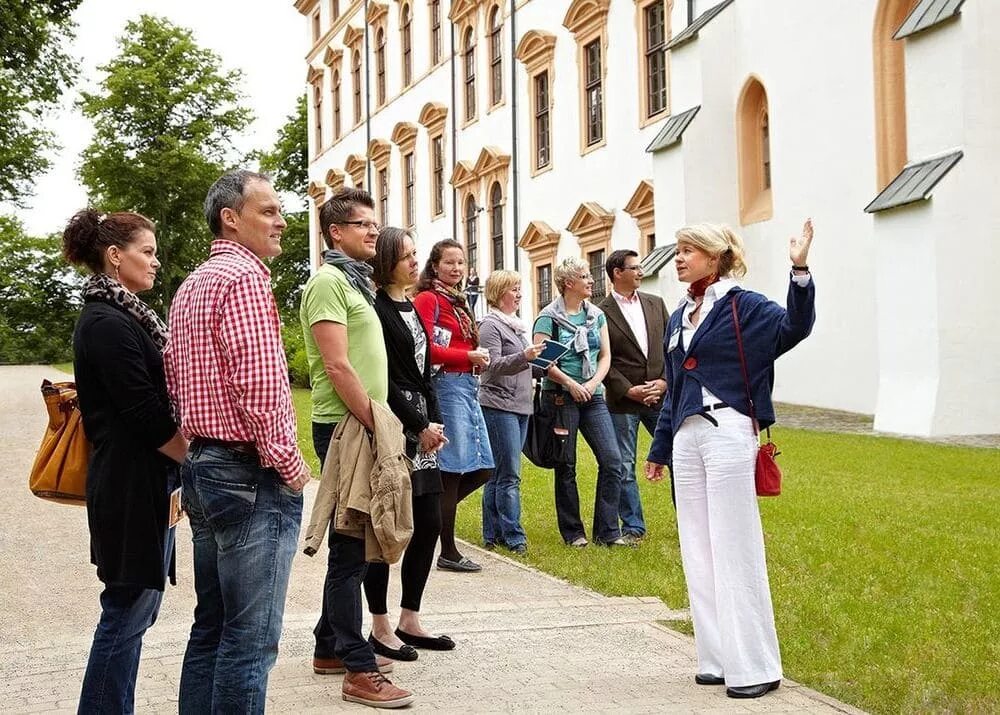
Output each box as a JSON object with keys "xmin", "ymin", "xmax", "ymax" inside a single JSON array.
[{"xmin": 6, "ymin": 0, "xmax": 307, "ymax": 236}]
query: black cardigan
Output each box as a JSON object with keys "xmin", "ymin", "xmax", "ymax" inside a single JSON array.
[
  {"xmin": 373, "ymin": 289, "xmax": 441, "ymax": 433},
  {"xmin": 73, "ymin": 299, "xmax": 178, "ymax": 591}
]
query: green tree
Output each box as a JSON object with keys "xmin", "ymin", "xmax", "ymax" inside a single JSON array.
[
  {"xmin": 0, "ymin": 0, "xmax": 82, "ymax": 204},
  {"xmin": 0, "ymin": 216, "xmax": 82, "ymax": 363},
  {"xmin": 256, "ymin": 96, "xmax": 309, "ymax": 320},
  {"xmin": 77, "ymin": 14, "xmax": 252, "ymax": 310}
]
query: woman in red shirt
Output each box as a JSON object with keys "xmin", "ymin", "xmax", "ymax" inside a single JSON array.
[{"xmin": 413, "ymin": 240, "xmax": 494, "ymax": 573}]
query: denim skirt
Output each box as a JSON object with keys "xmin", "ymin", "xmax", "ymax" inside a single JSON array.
[{"xmin": 433, "ymin": 372, "xmax": 495, "ymax": 473}]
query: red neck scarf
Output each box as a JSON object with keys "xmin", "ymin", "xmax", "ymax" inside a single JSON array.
[{"xmin": 687, "ymin": 273, "xmax": 719, "ymax": 300}]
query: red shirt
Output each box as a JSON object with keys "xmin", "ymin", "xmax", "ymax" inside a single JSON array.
[
  {"xmin": 413, "ymin": 290, "xmax": 476, "ymax": 371},
  {"xmin": 164, "ymin": 240, "xmax": 306, "ymax": 483}
]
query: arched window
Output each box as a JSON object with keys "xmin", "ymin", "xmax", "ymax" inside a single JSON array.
[
  {"xmin": 352, "ymin": 50, "xmax": 362, "ymax": 123},
  {"xmin": 873, "ymin": 0, "xmax": 918, "ymax": 189},
  {"xmin": 464, "ymin": 194, "xmax": 478, "ymax": 270},
  {"xmin": 737, "ymin": 76, "xmax": 773, "ymax": 225},
  {"xmin": 331, "ymin": 70, "xmax": 341, "ymax": 140},
  {"xmin": 401, "ymin": 4, "xmax": 413, "ymax": 87},
  {"xmin": 489, "ymin": 7, "xmax": 503, "ymax": 106},
  {"xmin": 312, "ymin": 81, "xmax": 323, "ymax": 151},
  {"xmin": 463, "ymin": 28, "xmax": 476, "ymax": 122},
  {"xmin": 376, "ymin": 28, "xmax": 386, "ymax": 106},
  {"xmin": 489, "ymin": 182, "xmax": 504, "ymax": 269}
]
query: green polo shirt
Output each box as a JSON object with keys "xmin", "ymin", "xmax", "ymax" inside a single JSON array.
[{"xmin": 300, "ymin": 264, "xmax": 388, "ymax": 423}]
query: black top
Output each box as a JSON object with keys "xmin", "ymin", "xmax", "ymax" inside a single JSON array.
[
  {"xmin": 373, "ymin": 289, "xmax": 442, "ymax": 496},
  {"xmin": 73, "ymin": 299, "xmax": 178, "ymax": 591}
]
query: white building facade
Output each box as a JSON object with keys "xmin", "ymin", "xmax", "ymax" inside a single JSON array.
[{"xmin": 297, "ymin": 0, "xmax": 1000, "ymax": 438}]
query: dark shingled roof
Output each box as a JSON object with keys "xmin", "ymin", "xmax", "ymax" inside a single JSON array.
[
  {"xmin": 665, "ymin": 0, "xmax": 736, "ymax": 51},
  {"xmin": 894, "ymin": 0, "xmax": 965, "ymax": 39},
  {"xmin": 640, "ymin": 243, "xmax": 677, "ymax": 277},
  {"xmin": 864, "ymin": 150, "xmax": 963, "ymax": 213},
  {"xmin": 646, "ymin": 106, "xmax": 701, "ymax": 153}
]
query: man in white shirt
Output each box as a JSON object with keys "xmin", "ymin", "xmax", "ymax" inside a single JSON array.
[{"xmin": 599, "ymin": 250, "xmax": 671, "ymax": 542}]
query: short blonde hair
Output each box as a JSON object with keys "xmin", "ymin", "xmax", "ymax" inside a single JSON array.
[
  {"xmin": 674, "ymin": 223, "xmax": 749, "ymax": 278},
  {"xmin": 484, "ymin": 270, "xmax": 520, "ymax": 308},
  {"xmin": 553, "ymin": 256, "xmax": 589, "ymax": 295}
]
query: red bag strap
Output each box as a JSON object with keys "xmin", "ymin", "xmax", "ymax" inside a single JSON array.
[{"xmin": 730, "ymin": 294, "xmax": 763, "ymax": 439}]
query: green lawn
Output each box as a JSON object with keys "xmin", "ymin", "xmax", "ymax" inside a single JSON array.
[{"xmin": 309, "ymin": 388, "xmax": 999, "ymax": 712}]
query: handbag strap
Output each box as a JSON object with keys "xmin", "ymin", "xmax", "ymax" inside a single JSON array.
[{"xmin": 730, "ymin": 294, "xmax": 763, "ymax": 439}]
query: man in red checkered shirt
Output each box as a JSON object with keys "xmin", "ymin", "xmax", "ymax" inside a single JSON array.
[{"xmin": 164, "ymin": 169, "xmax": 311, "ymax": 713}]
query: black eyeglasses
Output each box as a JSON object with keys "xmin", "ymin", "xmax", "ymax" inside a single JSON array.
[{"xmin": 338, "ymin": 220, "xmax": 381, "ymax": 233}]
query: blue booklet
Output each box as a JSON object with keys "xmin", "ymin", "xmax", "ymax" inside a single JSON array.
[{"xmin": 530, "ymin": 339, "xmax": 571, "ymax": 370}]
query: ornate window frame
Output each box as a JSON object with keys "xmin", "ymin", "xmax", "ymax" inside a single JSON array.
[
  {"xmin": 563, "ymin": 0, "xmax": 610, "ymax": 156},
  {"xmin": 307, "ymin": 65, "xmax": 324, "ymax": 157},
  {"xmin": 636, "ymin": 0, "xmax": 671, "ymax": 127},
  {"xmin": 392, "ymin": 122, "xmax": 419, "ymax": 229},
  {"xmin": 419, "ymin": 102, "xmax": 449, "ymax": 220},
  {"xmin": 517, "ymin": 221, "xmax": 561, "ymax": 313},
  {"xmin": 487, "ymin": 2, "xmax": 505, "ymax": 110},
  {"xmin": 369, "ymin": 137, "xmax": 392, "ymax": 224},
  {"xmin": 515, "ymin": 30, "xmax": 557, "ymax": 177},
  {"xmin": 399, "ymin": 2, "xmax": 413, "ymax": 89},
  {"xmin": 624, "ymin": 179, "xmax": 656, "ymax": 257}
]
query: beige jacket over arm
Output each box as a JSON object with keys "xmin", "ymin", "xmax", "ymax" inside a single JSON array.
[{"xmin": 303, "ymin": 400, "xmax": 413, "ymax": 563}]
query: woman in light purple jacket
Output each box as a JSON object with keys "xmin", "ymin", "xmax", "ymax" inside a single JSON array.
[{"xmin": 477, "ymin": 271, "xmax": 543, "ymax": 554}]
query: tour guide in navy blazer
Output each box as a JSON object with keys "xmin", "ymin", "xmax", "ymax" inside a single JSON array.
[
  {"xmin": 645, "ymin": 220, "xmax": 815, "ymax": 701},
  {"xmin": 646, "ymin": 275, "xmax": 815, "ymax": 465}
]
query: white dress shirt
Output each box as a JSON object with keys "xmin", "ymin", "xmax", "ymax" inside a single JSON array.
[{"xmin": 611, "ymin": 289, "xmax": 649, "ymax": 358}]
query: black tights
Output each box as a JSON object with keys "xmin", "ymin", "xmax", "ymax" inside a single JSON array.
[
  {"xmin": 438, "ymin": 469, "xmax": 491, "ymax": 561},
  {"xmin": 364, "ymin": 492, "xmax": 442, "ymax": 614}
]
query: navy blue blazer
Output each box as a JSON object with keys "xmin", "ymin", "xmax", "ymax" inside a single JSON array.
[{"xmin": 647, "ymin": 278, "xmax": 815, "ymax": 466}]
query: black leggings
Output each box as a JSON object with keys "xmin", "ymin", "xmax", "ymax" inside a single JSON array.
[
  {"xmin": 438, "ymin": 469, "xmax": 491, "ymax": 561},
  {"xmin": 365, "ymin": 493, "xmax": 442, "ymax": 613}
]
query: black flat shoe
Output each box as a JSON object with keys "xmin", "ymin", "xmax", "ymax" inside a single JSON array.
[
  {"xmin": 694, "ymin": 673, "xmax": 725, "ymax": 685},
  {"xmin": 726, "ymin": 680, "xmax": 780, "ymax": 698},
  {"xmin": 395, "ymin": 628, "xmax": 456, "ymax": 651},
  {"xmin": 436, "ymin": 555, "xmax": 482, "ymax": 572},
  {"xmin": 368, "ymin": 633, "xmax": 418, "ymax": 661}
]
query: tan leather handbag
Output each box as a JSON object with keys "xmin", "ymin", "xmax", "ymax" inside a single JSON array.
[{"xmin": 29, "ymin": 380, "xmax": 91, "ymax": 505}]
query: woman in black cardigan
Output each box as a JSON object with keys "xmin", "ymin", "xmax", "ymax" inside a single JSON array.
[
  {"xmin": 62, "ymin": 209, "xmax": 187, "ymax": 713},
  {"xmin": 362, "ymin": 226, "xmax": 454, "ymax": 660}
]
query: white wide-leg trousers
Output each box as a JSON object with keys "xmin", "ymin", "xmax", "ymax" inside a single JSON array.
[{"xmin": 672, "ymin": 408, "xmax": 782, "ymax": 687}]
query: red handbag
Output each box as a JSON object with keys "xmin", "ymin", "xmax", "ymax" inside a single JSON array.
[{"xmin": 732, "ymin": 297, "xmax": 782, "ymax": 497}]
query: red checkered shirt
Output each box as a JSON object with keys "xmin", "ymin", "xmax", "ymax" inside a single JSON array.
[{"xmin": 164, "ymin": 240, "xmax": 306, "ymax": 484}]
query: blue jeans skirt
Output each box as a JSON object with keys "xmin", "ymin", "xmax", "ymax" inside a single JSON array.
[{"xmin": 433, "ymin": 372, "xmax": 495, "ymax": 473}]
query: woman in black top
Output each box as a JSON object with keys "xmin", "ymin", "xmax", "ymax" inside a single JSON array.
[
  {"xmin": 62, "ymin": 209, "xmax": 187, "ymax": 713},
  {"xmin": 364, "ymin": 227, "xmax": 454, "ymax": 659}
]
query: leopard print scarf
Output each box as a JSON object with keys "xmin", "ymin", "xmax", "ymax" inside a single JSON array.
[{"xmin": 83, "ymin": 273, "xmax": 170, "ymax": 351}]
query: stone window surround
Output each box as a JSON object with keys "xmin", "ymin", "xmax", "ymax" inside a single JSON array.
[
  {"xmin": 563, "ymin": 0, "xmax": 610, "ymax": 156},
  {"xmin": 736, "ymin": 75, "xmax": 773, "ymax": 226},
  {"xmin": 635, "ymin": 0, "xmax": 672, "ymax": 128},
  {"xmin": 515, "ymin": 30, "xmax": 557, "ymax": 177}
]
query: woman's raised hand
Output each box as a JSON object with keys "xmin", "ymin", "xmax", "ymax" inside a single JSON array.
[{"xmin": 789, "ymin": 218, "xmax": 814, "ymax": 267}]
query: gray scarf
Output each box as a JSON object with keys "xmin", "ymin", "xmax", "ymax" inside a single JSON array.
[
  {"xmin": 323, "ymin": 249, "xmax": 376, "ymax": 305},
  {"xmin": 538, "ymin": 296, "xmax": 603, "ymax": 379}
]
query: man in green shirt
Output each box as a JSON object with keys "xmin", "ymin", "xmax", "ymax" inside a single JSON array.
[{"xmin": 299, "ymin": 188, "xmax": 412, "ymax": 709}]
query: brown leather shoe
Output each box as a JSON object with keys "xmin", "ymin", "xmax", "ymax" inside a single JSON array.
[
  {"xmin": 342, "ymin": 671, "xmax": 414, "ymax": 708},
  {"xmin": 313, "ymin": 655, "xmax": 393, "ymax": 674}
]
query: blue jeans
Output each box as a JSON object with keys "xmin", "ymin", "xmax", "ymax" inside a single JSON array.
[
  {"xmin": 78, "ymin": 526, "xmax": 176, "ymax": 714},
  {"xmin": 544, "ymin": 391, "xmax": 624, "ymax": 544},
  {"xmin": 312, "ymin": 422, "xmax": 378, "ymax": 673},
  {"xmin": 178, "ymin": 444, "xmax": 302, "ymax": 715},
  {"xmin": 481, "ymin": 408, "xmax": 529, "ymax": 548},
  {"xmin": 610, "ymin": 408, "xmax": 661, "ymax": 537}
]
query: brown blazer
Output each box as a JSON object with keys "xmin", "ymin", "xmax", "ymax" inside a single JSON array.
[{"xmin": 599, "ymin": 290, "xmax": 670, "ymax": 414}]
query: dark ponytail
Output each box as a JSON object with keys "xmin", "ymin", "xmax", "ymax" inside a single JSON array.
[{"xmin": 62, "ymin": 209, "xmax": 155, "ymax": 274}]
